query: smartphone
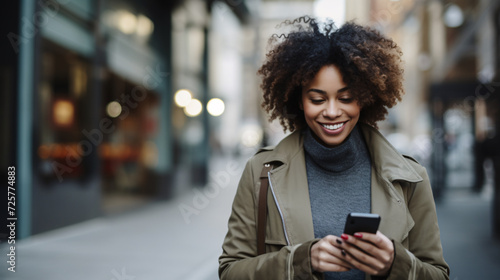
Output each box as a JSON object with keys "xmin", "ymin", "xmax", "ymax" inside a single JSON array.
[{"xmin": 343, "ymin": 213, "xmax": 381, "ymax": 235}]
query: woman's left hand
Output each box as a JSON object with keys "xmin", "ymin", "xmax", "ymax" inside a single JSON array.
[{"xmin": 338, "ymin": 231, "xmax": 394, "ymax": 276}]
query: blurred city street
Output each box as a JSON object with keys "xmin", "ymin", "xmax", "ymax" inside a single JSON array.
[
  {"xmin": 2, "ymin": 0, "xmax": 500, "ymax": 279},
  {"xmin": 1, "ymin": 153, "xmax": 499, "ymax": 280}
]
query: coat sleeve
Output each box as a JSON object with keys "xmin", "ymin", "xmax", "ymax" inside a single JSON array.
[
  {"xmin": 387, "ymin": 163, "xmax": 450, "ymax": 280},
  {"xmin": 218, "ymin": 160, "xmax": 322, "ymax": 280}
]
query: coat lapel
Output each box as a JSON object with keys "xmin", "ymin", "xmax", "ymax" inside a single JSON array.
[
  {"xmin": 371, "ymin": 171, "xmax": 415, "ymax": 242},
  {"xmin": 264, "ymin": 131, "xmax": 315, "ymax": 245},
  {"xmin": 360, "ymin": 123, "xmax": 423, "ymax": 242},
  {"xmin": 268, "ymin": 152, "xmax": 315, "ymax": 245}
]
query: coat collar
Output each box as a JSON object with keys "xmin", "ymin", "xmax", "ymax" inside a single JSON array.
[
  {"xmin": 261, "ymin": 123, "xmax": 423, "ymax": 184},
  {"xmin": 358, "ymin": 123, "xmax": 423, "ymax": 183}
]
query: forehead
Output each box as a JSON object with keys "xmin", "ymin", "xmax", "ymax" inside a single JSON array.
[{"xmin": 306, "ymin": 65, "xmax": 346, "ymax": 91}]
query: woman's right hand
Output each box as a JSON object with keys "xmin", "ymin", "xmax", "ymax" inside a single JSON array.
[{"xmin": 310, "ymin": 235, "xmax": 353, "ymax": 272}]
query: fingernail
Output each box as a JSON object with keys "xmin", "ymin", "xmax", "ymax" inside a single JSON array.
[
  {"xmin": 354, "ymin": 233, "xmax": 363, "ymax": 238},
  {"xmin": 341, "ymin": 249, "xmax": 346, "ymax": 256},
  {"xmin": 341, "ymin": 234, "xmax": 348, "ymax": 240},
  {"xmin": 336, "ymin": 239, "xmax": 342, "ymax": 245}
]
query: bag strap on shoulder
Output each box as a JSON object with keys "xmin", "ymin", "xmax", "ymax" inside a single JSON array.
[{"xmin": 257, "ymin": 163, "xmax": 273, "ymax": 255}]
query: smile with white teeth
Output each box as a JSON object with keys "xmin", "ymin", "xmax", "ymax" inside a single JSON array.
[{"xmin": 322, "ymin": 122, "xmax": 345, "ymax": 130}]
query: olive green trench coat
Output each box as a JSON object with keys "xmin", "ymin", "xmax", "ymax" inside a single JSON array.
[{"xmin": 219, "ymin": 124, "xmax": 449, "ymax": 280}]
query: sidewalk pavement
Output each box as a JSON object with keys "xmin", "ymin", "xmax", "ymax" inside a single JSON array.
[
  {"xmin": 1, "ymin": 153, "xmax": 499, "ymax": 280},
  {"xmin": 0, "ymin": 154, "xmax": 246, "ymax": 280},
  {"xmin": 436, "ymin": 188, "xmax": 500, "ymax": 280}
]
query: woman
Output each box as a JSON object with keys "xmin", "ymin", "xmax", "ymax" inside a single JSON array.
[{"xmin": 219, "ymin": 17, "xmax": 449, "ymax": 280}]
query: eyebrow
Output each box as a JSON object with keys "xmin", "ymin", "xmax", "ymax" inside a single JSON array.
[{"xmin": 306, "ymin": 87, "xmax": 350, "ymax": 94}]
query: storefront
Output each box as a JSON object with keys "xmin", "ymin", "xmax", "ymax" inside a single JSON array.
[
  {"xmin": 3, "ymin": 0, "xmax": 252, "ymax": 240},
  {"xmin": 9, "ymin": 0, "xmax": 177, "ymax": 238}
]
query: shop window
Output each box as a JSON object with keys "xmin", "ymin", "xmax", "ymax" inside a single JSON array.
[
  {"xmin": 37, "ymin": 39, "xmax": 92, "ymax": 182},
  {"xmin": 100, "ymin": 72, "xmax": 161, "ymax": 213}
]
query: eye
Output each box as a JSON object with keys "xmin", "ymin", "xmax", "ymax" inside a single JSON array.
[
  {"xmin": 339, "ymin": 97, "xmax": 354, "ymax": 103},
  {"xmin": 310, "ymin": 99, "xmax": 324, "ymax": 104}
]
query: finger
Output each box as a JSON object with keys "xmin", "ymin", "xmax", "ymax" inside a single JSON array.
[
  {"xmin": 324, "ymin": 235, "xmax": 345, "ymax": 248},
  {"xmin": 349, "ymin": 232, "xmax": 394, "ymax": 265},
  {"xmin": 341, "ymin": 233, "xmax": 387, "ymax": 259},
  {"xmin": 317, "ymin": 236, "xmax": 344, "ymax": 255},
  {"xmin": 342, "ymin": 250, "xmax": 381, "ymax": 275},
  {"xmin": 332, "ymin": 248, "xmax": 356, "ymax": 269},
  {"xmin": 319, "ymin": 251, "xmax": 355, "ymax": 270},
  {"xmin": 342, "ymin": 240, "xmax": 380, "ymax": 266},
  {"xmin": 320, "ymin": 238, "xmax": 356, "ymax": 269},
  {"xmin": 354, "ymin": 231, "xmax": 392, "ymax": 250},
  {"xmin": 313, "ymin": 247, "xmax": 352, "ymax": 272},
  {"xmin": 312, "ymin": 237, "xmax": 355, "ymax": 271},
  {"xmin": 339, "ymin": 234, "xmax": 393, "ymax": 275}
]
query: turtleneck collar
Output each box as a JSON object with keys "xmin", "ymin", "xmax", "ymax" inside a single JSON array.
[{"xmin": 303, "ymin": 125, "xmax": 368, "ymax": 173}]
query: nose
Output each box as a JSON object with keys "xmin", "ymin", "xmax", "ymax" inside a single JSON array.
[{"xmin": 322, "ymin": 100, "xmax": 342, "ymax": 118}]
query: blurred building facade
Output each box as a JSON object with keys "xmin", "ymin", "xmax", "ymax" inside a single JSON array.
[
  {"xmin": 345, "ymin": 0, "xmax": 500, "ymax": 236},
  {"xmin": 0, "ymin": 0, "xmax": 254, "ymax": 239}
]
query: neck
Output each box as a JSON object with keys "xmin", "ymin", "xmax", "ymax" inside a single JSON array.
[{"xmin": 303, "ymin": 126, "xmax": 367, "ymax": 173}]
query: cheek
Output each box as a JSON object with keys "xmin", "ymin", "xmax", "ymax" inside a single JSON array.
[
  {"xmin": 303, "ymin": 104, "xmax": 319, "ymax": 120},
  {"xmin": 347, "ymin": 104, "xmax": 361, "ymax": 118}
]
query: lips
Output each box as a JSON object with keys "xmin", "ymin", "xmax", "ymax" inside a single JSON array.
[{"xmin": 321, "ymin": 121, "xmax": 347, "ymax": 131}]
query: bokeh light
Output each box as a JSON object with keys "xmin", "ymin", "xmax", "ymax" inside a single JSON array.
[
  {"xmin": 136, "ymin": 14, "xmax": 154, "ymax": 37},
  {"xmin": 116, "ymin": 10, "xmax": 137, "ymax": 34},
  {"xmin": 207, "ymin": 98, "xmax": 225, "ymax": 117},
  {"xmin": 184, "ymin": 99, "xmax": 203, "ymax": 117},
  {"xmin": 106, "ymin": 101, "xmax": 122, "ymax": 118},
  {"xmin": 443, "ymin": 4, "xmax": 464, "ymax": 28},
  {"xmin": 53, "ymin": 99, "xmax": 74, "ymax": 127},
  {"xmin": 241, "ymin": 126, "xmax": 263, "ymax": 148},
  {"xmin": 174, "ymin": 89, "xmax": 192, "ymax": 107}
]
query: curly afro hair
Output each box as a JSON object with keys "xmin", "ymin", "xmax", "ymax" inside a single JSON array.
[{"xmin": 258, "ymin": 16, "xmax": 404, "ymax": 131}]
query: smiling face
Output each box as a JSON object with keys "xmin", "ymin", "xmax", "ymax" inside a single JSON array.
[{"xmin": 300, "ymin": 65, "xmax": 361, "ymax": 147}]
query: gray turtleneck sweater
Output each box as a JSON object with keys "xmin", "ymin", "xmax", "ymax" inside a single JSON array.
[{"xmin": 303, "ymin": 125, "xmax": 371, "ymax": 280}]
